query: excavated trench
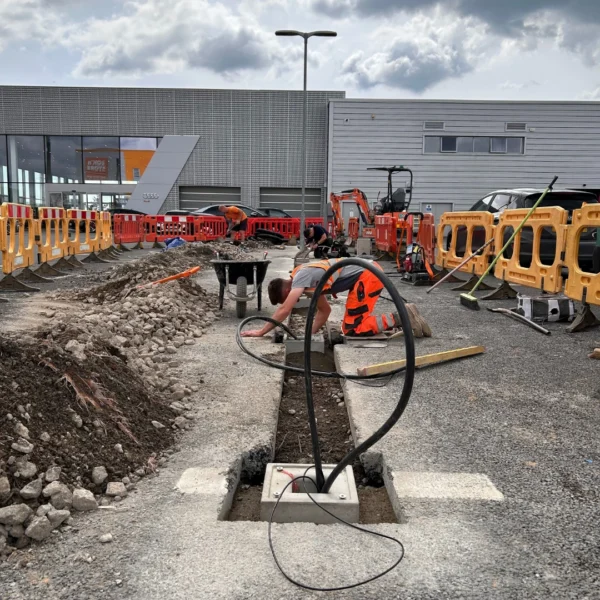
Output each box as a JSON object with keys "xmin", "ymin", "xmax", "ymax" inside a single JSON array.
[{"xmin": 228, "ymin": 313, "xmax": 397, "ymax": 524}]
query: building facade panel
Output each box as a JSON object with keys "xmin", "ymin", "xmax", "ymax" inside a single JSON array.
[
  {"xmin": 0, "ymin": 85, "xmax": 343, "ymax": 213},
  {"xmin": 328, "ymin": 99, "xmax": 600, "ymax": 213}
]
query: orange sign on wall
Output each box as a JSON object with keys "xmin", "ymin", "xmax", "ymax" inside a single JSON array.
[{"xmin": 85, "ymin": 157, "xmax": 108, "ymax": 180}]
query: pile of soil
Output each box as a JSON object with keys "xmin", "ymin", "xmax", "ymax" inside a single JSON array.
[
  {"xmin": 66, "ymin": 241, "xmax": 251, "ymax": 304},
  {"xmin": 0, "ymin": 337, "xmax": 174, "ymax": 492}
]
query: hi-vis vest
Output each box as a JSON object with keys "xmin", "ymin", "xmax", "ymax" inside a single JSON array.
[{"xmin": 291, "ymin": 258, "xmax": 344, "ymax": 294}]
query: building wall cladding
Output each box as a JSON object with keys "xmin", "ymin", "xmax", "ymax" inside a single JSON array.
[
  {"xmin": 328, "ymin": 99, "xmax": 600, "ymax": 212},
  {"xmin": 0, "ymin": 86, "xmax": 345, "ymax": 211}
]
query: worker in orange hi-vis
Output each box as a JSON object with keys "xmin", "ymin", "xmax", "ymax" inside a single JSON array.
[
  {"xmin": 218, "ymin": 205, "xmax": 248, "ymax": 242},
  {"xmin": 241, "ymin": 258, "xmax": 432, "ymax": 339}
]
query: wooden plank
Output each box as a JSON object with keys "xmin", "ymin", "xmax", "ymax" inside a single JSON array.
[{"xmin": 356, "ymin": 346, "xmax": 485, "ymax": 377}]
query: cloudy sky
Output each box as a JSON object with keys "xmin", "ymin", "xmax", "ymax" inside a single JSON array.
[{"xmin": 1, "ymin": 0, "xmax": 599, "ymax": 100}]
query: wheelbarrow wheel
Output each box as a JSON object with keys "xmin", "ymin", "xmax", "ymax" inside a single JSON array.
[{"xmin": 236, "ymin": 276, "xmax": 247, "ymax": 318}]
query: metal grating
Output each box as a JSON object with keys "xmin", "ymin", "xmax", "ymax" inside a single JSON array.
[
  {"xmin": 506, "ymin": 122, "xmax": 527, "ymax": 131},
  {"xmin": 424, "ymin": 121, "xmax": 445, "ymax": 130}
]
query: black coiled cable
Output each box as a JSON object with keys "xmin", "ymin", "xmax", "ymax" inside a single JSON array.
[{"xmin": 236, "ymin": 258, "xmax": 416, "ymax": 591}]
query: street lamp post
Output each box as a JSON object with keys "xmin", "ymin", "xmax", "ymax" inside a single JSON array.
[{"xmin": 275, "ymin": 30, "xmax": 336, "ymax": 250}]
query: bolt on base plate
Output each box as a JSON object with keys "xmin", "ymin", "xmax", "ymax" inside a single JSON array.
[{"xmin": 260, "ymin": 463, "xmax": 359, "ymax": 524}]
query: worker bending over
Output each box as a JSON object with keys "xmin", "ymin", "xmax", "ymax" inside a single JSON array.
[
  {"xmin": 219, "ymin": 205, "xmax": 248, "ymax": 242},
  {"xmin": 304, "ymin": 225, "xmax": 332, "ymax": 258},
  {"xmin": 241, "ymin": 258, "xmax": 432, "ymax": 338}
]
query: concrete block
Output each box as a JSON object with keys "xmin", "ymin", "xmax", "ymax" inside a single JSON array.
[
  {"xmin": 260, "ymin": 463, "xmax": 359, "ymax": 524},
  {"xmin": 294, "ymin": 297, "xmax": 311, "ymax": 309},
  {"xmin": 355, "ymin": 238, "xmax": 373, "ymax": 256},
  {"xmin": 284, "ymin": 334, "xmax": 325, "ymax": 354}
]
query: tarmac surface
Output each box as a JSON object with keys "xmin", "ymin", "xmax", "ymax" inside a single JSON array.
[{"xmin": 1, "ymin": 247, "xmax": 599, "ymax": 599}]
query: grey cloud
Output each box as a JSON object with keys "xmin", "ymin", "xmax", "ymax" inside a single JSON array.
[
  {"xmin": 313, "ymin": 0, "xmax": 600, "ymax": 28},
  {"xmin": 342, "ymin": 36, "xmax": 475, "ymax": 92},
  {"xmin": 188, "ymin": 29, "xmax": 270, "ymax": 73}
]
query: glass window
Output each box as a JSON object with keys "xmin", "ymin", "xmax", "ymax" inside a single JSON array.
[
  {"xmin": 82, "ymin": 137, "xmax": 119, "ymax": 183},
  {"xmin": 471, "ymin": 194, "xmax": 495, "ymax": 211},
  {"xmin": 491, "ymin": 137, "xmax": 507, "ymax": 153},
  {"xmin": 506, "ymin": 137, "xmax": 524, "ymax": 154},
  {"xmin": 0, "ymin": 135, "xmax": 7, "ymax": 183},
  {"xmin": 473, "ymin": 137, "xmax": 490, "ymax": 152},
  {"xmin": 7, "ymin": 136, "xmax": 46, "ymax": 205},
  {"xmin": 489, "ymin": 193, "xmax": 512, "ymax": 213},
  {"xmin": 457, "ymin": 137, "xmax": 473, "ymax": 152},
  {"xmin": 424, "ymin": 136, "xmax": 440, "ymax": 153},
  {"xmin": 120, "ymin": 137, "xmax": 157, "ymax": 184},
  {"xmin": 441, "ymin": 137, "xmax": 457, "ymax": 152},
  {"xmin": 48, "ymin": 136, "xmax": 82, "ymax": 183}
]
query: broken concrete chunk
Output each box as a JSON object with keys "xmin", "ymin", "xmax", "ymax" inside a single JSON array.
[
  {"xmin": 47, "ymin": 508, "xmax": 70, "ymax": 529},
  {"xmin": 0, "ymin": 504, "xmax": 33, "ymax": 525},
  {"xmin": 45, "ymin": 466, "xmax": 61, "ymax": 483},
  {"xmin": 105, "ymin": 482, "xmax": 127, "ymax": 498},
  {"xmin": 72, "ymin": 489, "xmax": 98, "ymax": 512},
  {"xmin": 25, "ymin": 516, "xmax": 54, "ymax": 541},
  {"xmin": 11, "ymin": 438, "xmax": 34, "ymax": 454},
  {"xmin": 92, "ymin": 466, "xmax": 108, "ymax": 485},
  {"xmin": 0, "ymin": 477, "xmax": 10, "ymax": 503},
  {"xmin": 20, "ymin": 479, "xmax": 43, "ymax": 500},
  {"xmin": 14, "ymin": 422, "xmax": 30, "ymax": 440}
]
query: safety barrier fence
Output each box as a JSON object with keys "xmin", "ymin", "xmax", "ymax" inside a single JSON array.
[
  {"xmin": 0, "ymin": 206, "xmax": 328, "ymax": 295},
  {"xmin": 436, "ymin": 211, "xmax": 495, "ymax": 276},
  {"xmin": 435, "ymin": 206, "xmax": 600, "ymax": 330}
]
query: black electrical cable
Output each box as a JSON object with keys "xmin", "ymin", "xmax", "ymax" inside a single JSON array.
[
  {"xmin": 268, "ymin": 467, "xmax": 405, "ymax": 592},
  {"xmin": 236, "ymin": 316, "xmax": 408, "ymax": 381},
  {"xmin": 237, "ymin": 257, "xmax": 416, "ymax": 591},
  {"xmin": 302, "ymin": 258, "xmax": 415, "ymax": 493}
]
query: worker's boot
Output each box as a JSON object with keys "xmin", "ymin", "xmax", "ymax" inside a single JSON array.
[{"xmin": 406, "ymin": 303, "xmax": 432, "ymax": 338}]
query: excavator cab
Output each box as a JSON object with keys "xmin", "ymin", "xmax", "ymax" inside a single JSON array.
[{"xmin": 368, "ymin": 166, "xmax": 413, "ymax": 215}]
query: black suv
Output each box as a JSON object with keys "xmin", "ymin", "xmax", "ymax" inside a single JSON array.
[{"xmin": 451, "ymin": 188, "xmax": 598, "ymax": 270}]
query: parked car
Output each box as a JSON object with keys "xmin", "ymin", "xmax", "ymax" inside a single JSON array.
[
  {"xmin": 261, "ymin": 208, "xmax": 293, "ymax": 218},
  {"xmin": 164, "ymin": 210, "xmax": 194, "ymax": 216},
  {"xmin": 192, "ymin": 204, "xmax": 267, "ymax": 218},
  {"xmin": 451, "ymin": 188, "xmax": 598, "ymax": 270}
]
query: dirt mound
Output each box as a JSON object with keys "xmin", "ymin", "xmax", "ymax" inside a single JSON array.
[
  {"xmin": 66, "ymin": 241, "xmax": 253, "ymax": 304},
  {"xmin": 0, "ymin": 333, "xmax": 175, "ymax": 495}
]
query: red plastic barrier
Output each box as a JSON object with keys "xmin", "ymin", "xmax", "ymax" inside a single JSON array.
[
  {"xmin": 348, "ymin": 218, "xmax": 359, "ymax": 242},
  {"xmin": 113, "ymin": 214, "xmax": 144, "ymax": 245},
  {"xmin": 144, "ymin": 215, "xmax": 197, "ymax": 243},
  {"xmin": 415, "ymin": 213, "xmax": 435, "ymax": 266},
  {"xmin": 247, "ymin": 218, "xmax": 300, "ymax": 240},
  {"xmin": 196, "ymin": 215, "xmax": 228, "ymax": 241},
  {"xmin": 375, "ymin": 215, "xmax": 395, "ymax": 252},
  {"xmin": 305, "ymin": 217, "xmax": 324, "ymax": 228}
]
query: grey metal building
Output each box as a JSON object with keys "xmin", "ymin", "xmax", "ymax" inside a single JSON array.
[
  {"xmin": 0, "ymin": 86, "xmax": 344, "ymax": 216},
  {"xmin": 327, "ymin": 99, "xmax": 600, "ymax": 224}
]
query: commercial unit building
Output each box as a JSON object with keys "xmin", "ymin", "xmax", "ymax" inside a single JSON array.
[
  {"xmin": 327, "ymin": 99, "xmax": 600, "ymax": 224},
  {"xmin": 1, "ymin": 87, "xmax": 599, "ymax": 222},
  {"xmin": 0, "ymin": 86, "xmax": 344, "ymax": 216}
]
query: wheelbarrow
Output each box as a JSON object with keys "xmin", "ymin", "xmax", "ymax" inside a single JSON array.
[{"xmin": 211, "ymin": 259, "xmax": 271, "ymax": 318}]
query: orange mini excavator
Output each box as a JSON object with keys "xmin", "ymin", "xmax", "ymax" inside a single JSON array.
[{"xmin": 329, "ymin": 188, "xmax": 376, "ymax": 241}]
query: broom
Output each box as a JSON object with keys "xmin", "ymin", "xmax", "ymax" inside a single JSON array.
[{"xmin": 460, "ymin": 175, "xmax": 558, "ymax": 310}]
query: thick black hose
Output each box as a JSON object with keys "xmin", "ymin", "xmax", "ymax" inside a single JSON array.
[
  {"xmin": 302, "ymin": 258, "xmax": 415, "ymax": 492},
  {"xmin": 236, "ymin": 316, "xmax": 409, "ymax": 380}
]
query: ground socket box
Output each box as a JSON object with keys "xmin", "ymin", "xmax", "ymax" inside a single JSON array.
[
  {"xmin": 260, "ymin": 463, "xmax": 359, "ymax": 524},
  {"xmin": 284, "ymin": 333, "xmax": 325, "ymax": 354}
]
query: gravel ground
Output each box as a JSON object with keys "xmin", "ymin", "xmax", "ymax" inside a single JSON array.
[{"xmin": 1, "ymin": 254, "xmax": 599, "ymax": 599}]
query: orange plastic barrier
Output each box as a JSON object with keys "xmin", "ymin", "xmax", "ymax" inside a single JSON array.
[
  {"xmin": 37, "ymin": 207, "xmax": 68, "ymax": 263},
  {"xmin": 113, "ymin": 214, "xmax": 144, "ymax": 245},
  {"xmin": 564, "ymin": 203, "xmax": 600, "ymax": 304},
  {"xmin": 67, "ymin": 209, "xmax": 101, "ymax": 256},
  {"xmin": 196, "ymin": 215, "xmax": 228, "ymax": 241},
  {"xmin": 98, "ymin": 211, "xmax": 112, "ymax": 250},
  {"xmin": 436, "ymin": 211, "xmax": 495, "ymax": 276},
  {"xmin": 494, "ymin": 206, "xmax": 568, "ymax": 293},
  {"xmin": 305, "ymin": 217, "xmax": 324, "ymax": 228},
  {"xmin": 144, "ymin": 215, "xmax": 197, "ymax": 243},
  {"xmin": 0, "ymin": 203, "xmax": 36, "ymax": 273}
]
